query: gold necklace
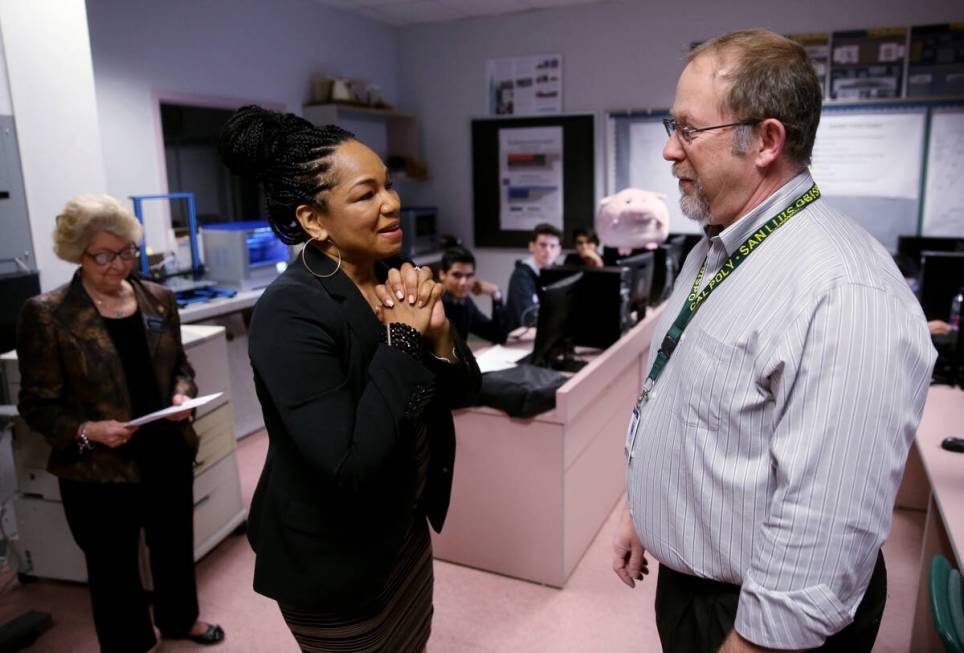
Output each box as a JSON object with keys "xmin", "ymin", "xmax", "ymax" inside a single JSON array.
[{"xmin": 85, "ymin": 282, "xmax": 131, "ymax": 318}]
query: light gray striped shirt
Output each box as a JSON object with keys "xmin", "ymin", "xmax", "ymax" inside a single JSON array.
[{"xmin": 625, "ymin": 171, "xmax": 936, "ymax": 649}]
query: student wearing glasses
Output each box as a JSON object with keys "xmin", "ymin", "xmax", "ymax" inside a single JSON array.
[
  {"xmin": 438, "ymin": 246, "xmax": 507, "ymax": 344},
  {"xmin": 16, "ymin": 194, "xmax": 223, "ymax": 651}
]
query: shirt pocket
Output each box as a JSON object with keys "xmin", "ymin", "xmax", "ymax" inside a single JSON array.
[{"xmin": 675, "ymin": 324, "xmax": 744, "ymax": 432}]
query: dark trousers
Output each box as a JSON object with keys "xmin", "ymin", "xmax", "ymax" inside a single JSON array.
[
  {"xmin": 60, "ymin": 469, "xmax": 199, "ymax": 653},
  {"xmin": 655, "ymin": 550, "xmax": 887, "ymax": 653}
]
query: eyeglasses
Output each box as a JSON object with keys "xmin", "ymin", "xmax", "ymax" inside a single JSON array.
[
  {"xmin": 84, "ymin": 245, "xmax": 139, "ymax": 266},
  {"xmin": 662, "ymin": 118, "xmax": 758, "ymax": 144}
]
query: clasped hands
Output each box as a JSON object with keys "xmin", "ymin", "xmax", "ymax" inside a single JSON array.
[{"xmin": 374, "ymin": 262, "xmax": 454, "ymax": 360}]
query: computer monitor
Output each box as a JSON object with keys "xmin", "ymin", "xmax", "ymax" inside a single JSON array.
[
  {"xmin": 0, "ymin": 270, "xmax": 40, "ymax": 354},
  {"xmin": 896, "ymin": 236, "xmax": 964, "ymax": 266},
  {"xmin": 615, "ymin": 251, "xmax": 655, "ymax": 320},
  {"xmin": 918, "ymin": 251, "xmax": 964, "ymax": 321},
  {"xmin": 663, "ymin": 234, "xmax": 688, "ymax": 275},
  {"xmin": 528, "ymin": 271, "xmax": 582, "ymax": 369},
  {"xmin": 540, "ymin": 265, "xmax": 630, "ymax": 350}
]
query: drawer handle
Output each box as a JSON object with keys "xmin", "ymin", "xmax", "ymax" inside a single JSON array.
[{"xmin": 193, "ymin": 495, "xmax": 211, "ymax": 510}]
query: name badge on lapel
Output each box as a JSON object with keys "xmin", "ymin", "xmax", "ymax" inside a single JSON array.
[{"xmin": 145, "ymin": 316, "xmax": 166, "ymax": 332}]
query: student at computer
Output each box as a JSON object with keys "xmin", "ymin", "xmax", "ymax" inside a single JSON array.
[
  {"xmin": 439, "ymin": 246, "xmax": 507, "ymax": 344},
  {"xmin": 505, "ymin": 223, "xmax": 562, "ymax": 331},
  {"xmin": 563, "ymin": 228, "xmax": 604, "ymax": 268}
]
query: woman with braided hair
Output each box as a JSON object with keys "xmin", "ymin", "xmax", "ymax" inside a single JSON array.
[{"xmin": 219, "ymin": 105, "xmax": 480, "ymax": 652}]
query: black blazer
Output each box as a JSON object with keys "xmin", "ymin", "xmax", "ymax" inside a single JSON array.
[{"xmin": 246, "ymin": 246, "xmax": 481, "ymax": 611}]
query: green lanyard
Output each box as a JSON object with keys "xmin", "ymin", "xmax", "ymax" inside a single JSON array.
[{"xmin": 638, "ymin": 182, "xmax": 821, "ymax": 404}]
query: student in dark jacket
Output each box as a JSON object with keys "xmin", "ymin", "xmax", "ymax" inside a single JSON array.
[
  {"xmin": 563, "ymin": 228, "xmax": 604, "ymax": 267},
  {"xmin": 505, "ymin": 222, "xmax": 562, "ymax": 331},
  {"xmin": 16, "ymin": 194, "xmax": 222, "ymax": 652},
  {"xmin": 439, "ymin": 246, "xmax": 507, "ymax": 344},
  {"xmin": 219, "ymin": 106, "xmax": 480, "ymax": 653}
]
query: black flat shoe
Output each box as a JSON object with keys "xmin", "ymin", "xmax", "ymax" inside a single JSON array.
[{"xmin": 164, "ymin": 624, "xmax": 225, "ymax": 645}]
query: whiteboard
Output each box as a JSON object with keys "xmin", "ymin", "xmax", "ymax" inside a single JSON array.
[
  {"xmin": 610, "ymin": 115, "xmax": 699, "ymax": 235},
  {"xmin": 609, "ymin": 103, "xmax": 949, "ymax": 250},
  {"xmin": 810, "ymin": 106, "xmax": 926, "ymax": 252},
  {"xmin": 922, "ymin": 107, "xmax": 964, "ymax": 236}
]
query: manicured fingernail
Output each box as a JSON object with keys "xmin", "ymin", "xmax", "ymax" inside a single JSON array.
[
  {"xmin": 408, "ymin": 294, "xmax": 415, "ymax": 304},
  {"xmin": 396, "ymin": 289, "xmax": 404, "ymax": 300},
  {"xmin": 385, "ymin": 299, "xmax": 394, "ymax": 307}
]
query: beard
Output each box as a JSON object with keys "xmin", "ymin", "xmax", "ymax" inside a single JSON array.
[{"xmin": 673, "ymin": 163, "xmax": 712, "ymax": 225}]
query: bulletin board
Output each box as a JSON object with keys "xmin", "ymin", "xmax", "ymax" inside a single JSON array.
[
  {"xmin": 607, "ymin": 98, "xmax": 964, "ymax": 252},
  {"xmin": 472, "ymin": 114, "xmax": 595, "ymax": 248}
]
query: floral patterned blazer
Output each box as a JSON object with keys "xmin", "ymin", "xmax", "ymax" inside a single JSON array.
[{"xmin": 16, "ymin": 270, "xmax": 198, "ymax": 483}]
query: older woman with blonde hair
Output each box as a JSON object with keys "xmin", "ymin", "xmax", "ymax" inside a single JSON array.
[{"xmin": 16, "ymin": 193, "xmax": 224, "ymax": 652}]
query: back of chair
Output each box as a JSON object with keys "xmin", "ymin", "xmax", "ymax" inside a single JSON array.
[
  {"xmin": 950, "ymin": 569, "xmax": 964, "ymax": 646},
  {"xmin": 931, "ymin": 555, "xmax": 964, "ymax": 653}
]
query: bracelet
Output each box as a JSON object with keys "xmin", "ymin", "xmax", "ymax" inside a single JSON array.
[
  {"xmin": 430, "ymin": 346, "xmax": 459, "ymax": 365},
  {"xmin": 76, "ymin": 422, "xmax": 94, "ymax": 454},
  {"xmin": 383, "ymin": 322, "xmax": 423, "ymax": 360}
]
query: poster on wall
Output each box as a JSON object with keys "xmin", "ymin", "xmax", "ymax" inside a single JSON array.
[
  {"xmin": 487, "ymin": 54, "xmax": 562, "ymax": 116},
  {"xmin": 789, "ymin": 32, "xmax": 830, "ymax": 97},
  {"xmin": 829, "ymin": 27, "xmax": 907, "ymax": 99},
  {"xmin": 497, "ymin": 126, "xmax": 564, "ymax": 232},
  {"xmin": 908, "ymin": 23, "xmax": 964, "ymax": 97}
]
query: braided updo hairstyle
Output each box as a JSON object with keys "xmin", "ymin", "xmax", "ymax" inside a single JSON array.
[{"xmin": 218, "ymin": 105, "xmax": 354, "ymax": 244}]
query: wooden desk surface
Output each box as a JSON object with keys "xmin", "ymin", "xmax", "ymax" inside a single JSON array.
[{"xmin": 917, "ymin": 384, "xmax": 964, "ymax": 569}]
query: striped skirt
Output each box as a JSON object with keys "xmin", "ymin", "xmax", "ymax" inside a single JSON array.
[{"xmin": 279, "ymin": 519, "xmax": 433, "ymax": 653}]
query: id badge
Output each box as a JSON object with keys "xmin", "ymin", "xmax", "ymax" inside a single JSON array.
[
  {"xmin": 624, "ymin": 403, "xmax": 641, "ymax": 461},
  {"xmin": 145, "ymin": 316, "xmax": 166, "ymax": 332}
]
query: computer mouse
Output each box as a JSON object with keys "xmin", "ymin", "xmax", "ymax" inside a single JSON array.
[{"xmin": 941, "ymin": 437, "xmax": 964, "ymax": 453}]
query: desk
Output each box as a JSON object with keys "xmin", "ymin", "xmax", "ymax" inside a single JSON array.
[
  {"xmin": 431, "ymin": 304, "xmax": 666, "ymax": 587},
  {"xmin": 901, "ymin": 385, "xmax": 964, "ymax": 652}
]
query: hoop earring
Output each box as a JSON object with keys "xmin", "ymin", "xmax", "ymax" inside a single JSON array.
[{"xmin": 301, "ymin": 237, "xmax": 341, "ymax": 279}]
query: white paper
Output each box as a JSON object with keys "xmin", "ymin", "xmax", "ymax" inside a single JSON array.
[
  {"xmin": 922, "ymin": 110, "xmax": 964, "ymax": 236},
  {"xmin": 475, "ymin": 345, "xmax": 530, "ymax": 374},
  {"xmin": 498, "ymin": 126, "xmax": 564, "ymax": 231},
  {"xmin": 487, "ymin": 54, "xmax": 562, "ymax": 116},
  {"xmin": 810, "ymin": 112, "xmax": 925, "ymax": 199},
  {"xmin": 126, "ymin": 392, "xmax": 222, "ymax": 426}
]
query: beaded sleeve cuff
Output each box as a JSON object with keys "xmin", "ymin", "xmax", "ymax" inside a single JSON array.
[{"xmin": 383, "ymin": 322, "xmax": 423, "ymax": 361}]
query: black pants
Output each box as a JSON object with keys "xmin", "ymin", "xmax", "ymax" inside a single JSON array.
[
  {"xmin": 655, "ymin": 550, "xmax": 887, "ymax": 653},
  {"xmin": 60, "ymin": 469, "xmax": 199, "ymax": 653}
]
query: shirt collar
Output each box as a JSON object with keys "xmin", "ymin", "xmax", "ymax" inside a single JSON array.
[
  {"xmin": 711, "ymin": 170, "xmax": 814, "ymax": 257},
  {"xmin": 523, "ymin": 256, "xmax": 539, "ymax": 274}
]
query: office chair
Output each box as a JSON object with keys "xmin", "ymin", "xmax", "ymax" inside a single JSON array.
[{"xmin": 930, "ymin": 555, "xmax": 964, "ymax": 653}]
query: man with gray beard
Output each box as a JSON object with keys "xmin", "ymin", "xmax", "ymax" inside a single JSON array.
[{"xmin": 611, "ymin": 29, "xmax": 936, "ymax": 653}]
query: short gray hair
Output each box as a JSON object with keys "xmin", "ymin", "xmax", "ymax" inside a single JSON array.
[
  {"xmin": 53, "ymin": 194, "xmax": 143, "ymax": 263},
  {"xmin": 690, "ymin": 29, "xmax": 823, "ymax": 166}
]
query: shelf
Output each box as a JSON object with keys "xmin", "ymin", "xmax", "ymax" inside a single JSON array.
[{"xmin": 303, "ymin": 103, "xmax": 421, "ymax": 166}]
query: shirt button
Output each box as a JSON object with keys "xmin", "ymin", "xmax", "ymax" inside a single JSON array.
[{"xmin": 441, "ymin": 467, "xmax": 450, "ymax": 475}]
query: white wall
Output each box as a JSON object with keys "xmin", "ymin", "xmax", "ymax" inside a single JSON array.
[
  {"xmin": 0, "ymin": 0, "xmax": 108, "ymax": 290},
  {"xmin": 396, "ymin": 0, "xmax": 964, "ymax": 291},
  {"xmin": 0, "ymin": 29, "xmax": 12, "ymax": 115},
  {"xmin": 85, "ymin": 0, "xmax": 399, "ymax": 255}
]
